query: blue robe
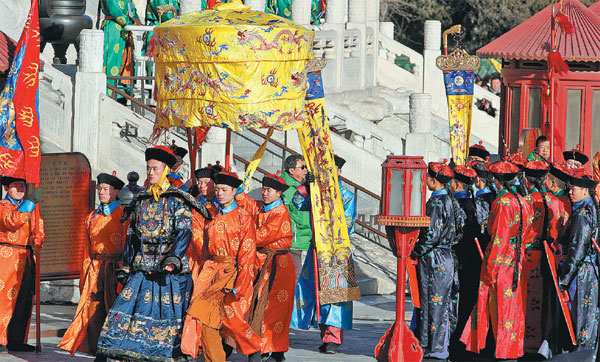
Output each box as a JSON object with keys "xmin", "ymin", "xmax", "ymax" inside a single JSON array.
[
  {"xmin": 290, "ymin": 181, "xmax": 356, "ymax": 331},
  {"xmin": 97, "ymin": 187, "xmax": 194, "ymax": 362}
]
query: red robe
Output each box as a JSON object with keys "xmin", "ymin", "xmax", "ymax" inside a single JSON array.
[
  {"xmin": 232, "ymin": 193, "xmax": 295, "ymax": 352},
  {"xmin": 58, "ymin": 206, "xmax": 127, "ymax": 355},
  {"xmin": 0, "ymin": 200, "xmax": 44, "ymax": 345},
  {"xmin": 520, "ymin": 191, "xmax": 568, "ymax": 353},
  {"xmin": 182, "ymin": 203, "xmax": 259, "ymax": 357},
  {"xmin": 461, "ymin": 189, "xmax": 533, "ymax": 359},
  {"xmin": 253, "ymin": 201, "xmax": 294, "ymax": 353}
]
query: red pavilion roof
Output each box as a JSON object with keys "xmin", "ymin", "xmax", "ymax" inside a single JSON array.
[
  {"xmin": 477, "ymin": 0, "xmax": 600, "ymax": 62},
  {"xmin": 590, "ymin": 1, "xmax": 600, "ymax": 15},
  {"xmin": 0, "ymin": 31, "xmax": 16, "ymax": 71}
]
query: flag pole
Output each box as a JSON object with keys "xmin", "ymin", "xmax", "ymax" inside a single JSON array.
[
  {"xmin": 35, "ymin": 247, "xmax": 41, "ymax": 353},
  {"xmin": 32, "ymin": 183, "xmax": 42, "ymax": 353}
]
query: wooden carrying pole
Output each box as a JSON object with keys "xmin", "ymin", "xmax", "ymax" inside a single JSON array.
[{"xmin": 29, "ymin": 183, "xmax": 42, "ymax": 353}]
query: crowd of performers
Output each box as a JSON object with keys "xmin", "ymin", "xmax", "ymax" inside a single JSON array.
[
  {"xmin": 413, "ymin": 136, "xmax": 600, "ymax": 362},
  {"xmin": 0, "ymin": 144, "xmax": 356, "ymax": 362}
]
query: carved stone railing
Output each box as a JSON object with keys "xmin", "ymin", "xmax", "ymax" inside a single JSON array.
[
  {"xmin": 378, "ymin": 33, "xmax": 423, "ymax": 77},
  {"xmin": 122, "ymin": 25, "xmax": 156, "ymax": 106},
  {"xmin": 377, "ymin": 33, "xmax": 423, "ymax": 93}
]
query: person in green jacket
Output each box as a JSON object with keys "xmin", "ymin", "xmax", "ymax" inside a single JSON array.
[
  {"xmin": 266, "ymin": 0, "xmax": 325, "ymax": 24},
  {"xmin": 101, "ymin": 0, "xmax": 142, "ymax": 100},
  {"xmin": 526, "ymin": 135, "xmax": 551, "ymax": 161},
  {"xmin": 142, "ymin": 0, "xmax": 180, "ymax": 76},
  {"xmin": 281, "ymin": 155, "xmax": 312, "ymax": 281}
]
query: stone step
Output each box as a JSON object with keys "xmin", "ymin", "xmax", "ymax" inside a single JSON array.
[
  {"xmin": 357, "ymin": 277, "xmax": 380, "ymax": 296},
  {"xmin": 351, "ymin": 234, "xmax": 396, "ymax": 295}
]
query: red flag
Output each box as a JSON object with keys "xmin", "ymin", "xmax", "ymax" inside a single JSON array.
[{"xmin": 0, "ymin": 0, "xmax": 41, "ymax": 183}]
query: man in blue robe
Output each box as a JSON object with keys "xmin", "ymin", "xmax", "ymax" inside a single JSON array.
[{"xmin": 97, "ymin": 146, "xmax": 211, "ymax": 362}]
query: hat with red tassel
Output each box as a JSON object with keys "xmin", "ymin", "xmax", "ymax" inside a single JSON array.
[
  {"xmin": 469, "ymin": 159, "xmax": 492, "ymax": 179},
  {"xmin": 508, "ymin": 149, "xmax": 528, "ymax": 170},
  {"xmin": 453, "ymin": 165, "xmax": 478, "ymax": 185},
  {"xmin": 262, "ymin": 171, "xmax": 289, "ymax": 192},
  {"xmin": 468, "ymin": 141, "xmax": 490, "ymax": 160},
  {"xmin": 569, "ymin": 168, "xmax": 598, "ymax": 189},
  {"xmin": 523, "ymin": 160, "xmax": 550, "ymax": 179},
  {"xmin": 490, "ymin": 160, "xmax": 521, "ymax": 182},
  {"xmin": 550, "ymin": 162, "xmax": 571, "ymax": 182},
  {"xmin": 428, "ymin": 160, "xmax": 454, "ymax": 184},
  {"xmin": 563, "ymin": 145, "xmax": 589, "ymax": 166}
]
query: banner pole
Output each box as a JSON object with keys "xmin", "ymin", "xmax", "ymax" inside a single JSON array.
[
  {"xmin": 35, "ymin": 247, "xmax": 41, "ymax": 353},
  {"xmin": 31, "ymin": 183, "xmax": 42, "ymax": 353}
]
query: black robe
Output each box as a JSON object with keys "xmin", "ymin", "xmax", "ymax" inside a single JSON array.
[
  {"xmin": 558, "ymin": 197, "xmax": 599, "ymax": 351},
  {"xmin": 412, "ymin": 189, "xmax": 466, "ymax": 355},
  {"xmin": 450, "ymin": 190, "xmax": 482, "ymax": 356}
]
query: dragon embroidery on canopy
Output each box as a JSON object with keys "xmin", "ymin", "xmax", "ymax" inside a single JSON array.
[
  {"xmin": 236, "ymin": 29, "xmax": 309, "ymax": 53},
  {"xmin": 161, "ymin": 69, "xmax": 240, "ymax": 97}
]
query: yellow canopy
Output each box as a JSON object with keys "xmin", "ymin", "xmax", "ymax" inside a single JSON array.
[{"xmin": 154, "ymin": 1, "xmax": 315, "ymax": 131}]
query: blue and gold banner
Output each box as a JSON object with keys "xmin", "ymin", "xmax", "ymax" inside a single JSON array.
[
  {"xmin": 296, "ymin": 70, "xmax": 361, "ymax": 305},
  {"xmin": 437, "ymin": 48, "xmax": 480, "ymax": 166},
  {"xmin": 443, "ymin": 69, "xmax": 474, "ymax": 165}
]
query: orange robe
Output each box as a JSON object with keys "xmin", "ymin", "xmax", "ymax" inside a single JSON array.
[
  {"xmin": 0, "ymin": 200, "xmax": 44, "ymax": 345},
  {"xmin": 58, "ymin": 205, "xmax": 127, "ymax": 355},
  {"xmin": 253, "ymin": 201, "xmax": 294, "ymax": 353},
  {"xmin": 182, "ymin": 203, "xmax": 259, "ymax": 358},
  {"xmin": 187, "ymin": 209, "xmax": 208, "ymax": 281},
  {"xmin": 179, "ymin": 209, "xmax": 208, "ymax": 358}
]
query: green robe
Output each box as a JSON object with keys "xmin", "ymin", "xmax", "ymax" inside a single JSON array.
[
  {"xmin": 146, "ymin": 0, "xmax": 180, "ymax": 26},
  {"xmin": 101, "ymin": 0, "xmax": 141, "ymax": 97},
  {"xmin": 143, "ymin": 0, "xmax": 180, "ymax": 75},
  {"xmin": 265, "ymin": 0, "xmax": 324, "ymax": 24}
]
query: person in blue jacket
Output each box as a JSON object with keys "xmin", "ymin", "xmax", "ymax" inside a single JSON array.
[{"xmin": 290, "ymin": 155, "xmax": 356, "ymax": 355}]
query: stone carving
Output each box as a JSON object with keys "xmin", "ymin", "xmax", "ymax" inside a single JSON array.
[
  {"xmin": 180, "ymin": 0, "xmax": 203, "ymax": 15},
  {"xmin": 326, "ymin": 0, "xmax": 345, "ymax": 24},
  {"xmin": 424, "ymin": 20, "xmax": 441, "ymax": 51},
  {"xmin": 365, "ymin": 0, "xmax": 380, "ymax": 22},
  {"xmin": 246, "ymin": 0, "xmax": 266, "ymax": 12},
  {"xmin": 79, "ymin": 30, "xmax": 104, "ymax": 73},
  {"xmin": 291, "ymin": 0, "xmax": 312, "ymax": 25},
  {"xmin": 436, "ymin": 48, "xmax": 481, "ymax": 71},
  {"xmin": 409, "ymin": 93, "xmax": 431, "ymax": 134},
  {"xmin": 348, "ymin": 0, "xmax": 366, "ymax": 23}
]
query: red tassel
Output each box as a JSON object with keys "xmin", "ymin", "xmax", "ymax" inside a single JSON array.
[
  {"xmin": 547, "ymin": 51, "xmax": 569, "ymax": 75},
  {"xmin": 555, "ymin": 13, "xmax": 575, "ymax": 34},
  {"xmin": 147, "ymin": 33, "xmax": 157, "ymax": 58},
  {"xmin": 148, "ymin": 126, "xmax": 167, "ymax": 145}
]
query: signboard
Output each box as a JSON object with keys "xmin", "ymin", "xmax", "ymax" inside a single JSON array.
[{"xmin": 39, "ymin": 153, "xmax": 93, "ymax": 280}]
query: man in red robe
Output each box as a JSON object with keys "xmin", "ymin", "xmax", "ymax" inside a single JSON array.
[
  {"xmin": 0, "ymin": 177, "xmax": 44, "ymax": 352},
  {"xmin": 520, "ymin": 161, "xmax": 568, "ymax": 358},
  {"xmin": 182, "ymin": 171, "xmax": 260, "ymax": 362},
  {"xmin": 461, "ymin": 160, "xmax": 533, "ymax": 360},
  {"xmin": 58, "ymin": 173, "xmax": 127, "ymax": 361},
  {"xmin": 239, "ymin": 174, "xmax": 294, "ymax": 362}
]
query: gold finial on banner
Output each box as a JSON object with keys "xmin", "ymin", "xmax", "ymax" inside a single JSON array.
[{"xmin": 436, "ymin": 49, "xmax": 481, "ymax": 71}]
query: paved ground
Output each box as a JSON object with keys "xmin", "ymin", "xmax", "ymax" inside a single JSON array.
[{"xmin": 0, "ymin": 295, "xmax": 407, "ymax": 362}]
